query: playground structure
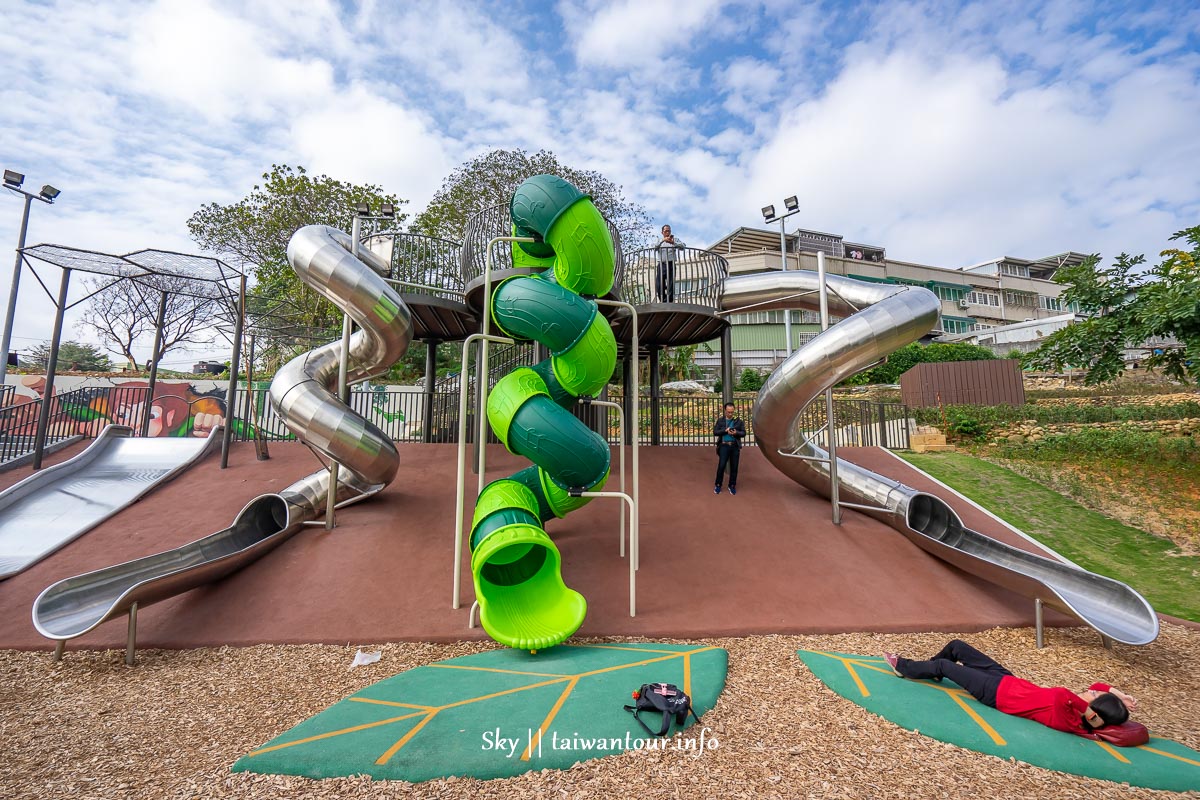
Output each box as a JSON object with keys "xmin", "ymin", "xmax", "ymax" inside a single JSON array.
[
  {"xmin": 31, "ymin": 225, "xmax": 414, "ymax": 661},
  {"xmin": 723, "ymin": 268, "xmax": 1159, "ymax": 646},
  {"xmin": 19, "ymin": 174, "xmax": 1161, "ymax": 662}
]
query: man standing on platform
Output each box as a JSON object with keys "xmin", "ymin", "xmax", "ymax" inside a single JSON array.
[{"xmin": 713, "ymin": 402, "xmax": 745, "ymax": 495}]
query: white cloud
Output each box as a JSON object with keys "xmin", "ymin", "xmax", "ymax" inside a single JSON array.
[
  {"xmin": 289, "ymin": 85, "xmax": 454, "ymax": 210},
  {"xmin": 559, "ymin": 0, "xmax": 726, "ymax": 70}
]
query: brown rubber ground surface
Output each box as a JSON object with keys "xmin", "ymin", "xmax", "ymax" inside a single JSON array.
[{"xmin": 0, "ymin": 442, "xmax": 1078, "ymax": 651}]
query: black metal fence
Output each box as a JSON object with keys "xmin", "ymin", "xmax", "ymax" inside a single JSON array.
[{"xmin": 1, "ymin": 384, "xmax": 911, "ymax": 460}]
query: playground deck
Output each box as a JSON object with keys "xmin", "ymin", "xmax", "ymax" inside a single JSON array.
[{"xmin": 0, "ymin": 442, "xmax": 1076, "ymax": 652}]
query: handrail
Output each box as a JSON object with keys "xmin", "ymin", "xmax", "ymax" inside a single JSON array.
[{"xmin": 619, "ymin": 246, "xmax": 728, "ymax": 311}]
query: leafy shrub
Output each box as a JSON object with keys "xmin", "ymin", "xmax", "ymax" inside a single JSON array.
[{"xmin": 736, "ymin": 368, "xmax": 766, "ymax": 392}]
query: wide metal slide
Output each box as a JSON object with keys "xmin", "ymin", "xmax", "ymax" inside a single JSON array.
[
  {"xmin": 32, "ymin": 226, "xmax": 413, "ymax": 659},
  {"xmin": 723, "ymin": 271, "xmax": 1159, "ymax": 646},
  {"xmin": 0, "ymin": 425, "xmax": 218, "ymax": 580}
]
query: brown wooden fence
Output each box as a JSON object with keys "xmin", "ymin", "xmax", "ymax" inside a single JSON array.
[{"xmin": 899, "ymin": 359, "xmax": 1026, "ymax": 408}]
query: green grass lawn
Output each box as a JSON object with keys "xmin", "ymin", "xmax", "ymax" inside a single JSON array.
[{"xmin": 899, "ymin": 451, "xmax": 1200, "ymax": 622}]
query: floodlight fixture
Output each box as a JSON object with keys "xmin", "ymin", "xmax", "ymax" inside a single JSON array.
[
  {"xmin": 354, "ymin": 200, "xmax": 371, "ymax": 216},
  {"xmin": 784, "ymin": 195, "xmax": 799, "ymax": 212},
  {"xmin": 379, "ymin": 202, "xmax": 395, "ymax": 218},
  {"xmin": 3, "ymin": 170, "xmax": 23, "ymax": 189},
  {"xmin": 761, "ymin": 205, "xmax": 776, "ymax": 222},
  {"xmin": 39, "ymin": 185, "xmax": 60, "ymax": 202}
]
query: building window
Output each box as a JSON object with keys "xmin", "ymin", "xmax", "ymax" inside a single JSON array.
[
  {"xmin": 941, "ymin": 318, "xmax": 971, "ymax": 334},
  {"xmin": 965, "ymin": 291, "xmax": 1000, "ymax": 307},
  {"xmin": 1039, "ymin": 296, "xmax": 1062, "ymax": 311},
  {"xmin": 934, "ymin": 286, "xmax": 965, "ymax": 302},
  {"xmin": 1000, "ymin": 262, "xmax": 1031, "ymax": 278},
  {"xmin": 1004, "ymin": 290, "xmax": 1036, "ymax": 307},
  {"xmin": 969, "ymin": 323, "xmax": 995, "ymax": 332}
]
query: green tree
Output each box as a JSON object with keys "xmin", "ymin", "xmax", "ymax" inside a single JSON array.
[
  {"xmin": 187, "ymin": 165, "xmax": 406, "ymax": 365},
  {"xmin": 1025, "ymin": 225, "xmax": 1200, "ymax": 385},
  {"xmin": 26, "ymin": 340, "xmax": 111, "ymax": 371},
  {"xmin": 411, "ymin": 148, "xmax": 653, "ymax": 250}
]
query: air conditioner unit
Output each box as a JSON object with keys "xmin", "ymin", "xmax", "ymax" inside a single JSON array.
[{"xmin": 957, "ymin": 299, "xmax": 970, "ymax": 309}]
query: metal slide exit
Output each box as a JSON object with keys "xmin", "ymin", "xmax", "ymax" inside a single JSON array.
[{"xmin": 723, "ymin": 271, "xmax": 1159, "ymax": 646}]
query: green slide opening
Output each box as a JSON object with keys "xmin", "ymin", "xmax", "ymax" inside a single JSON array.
[{"xmin": 469, "ymin": 175, "xmax": 616, "ymax": 651}]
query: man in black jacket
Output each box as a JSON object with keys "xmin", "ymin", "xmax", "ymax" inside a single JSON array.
[{"xmin": 713, "ymin": 402, "xmax": 745, "ymax": 494}]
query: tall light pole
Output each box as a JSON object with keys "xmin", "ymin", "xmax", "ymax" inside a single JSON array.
[
  {"xmin": 1, "ymin": 170, "xmax": 60, "ymax": 382},
  {"xmin": 761, "ymin": 195, "xmax": 799, "ymax": 355}
]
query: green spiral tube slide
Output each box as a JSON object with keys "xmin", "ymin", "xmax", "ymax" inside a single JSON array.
[{"xmin": 469, "ymin": 175, "xmax": 618, "ymax": 650}]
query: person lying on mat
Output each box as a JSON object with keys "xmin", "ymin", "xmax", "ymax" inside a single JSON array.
[{"xmin": 884, "ymin": 639, "xmax": 1137, "ymax": 738}]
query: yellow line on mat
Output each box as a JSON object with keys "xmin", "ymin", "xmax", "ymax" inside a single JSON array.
[
  {"xmin": 568, "ymin": 644, "xmax": 687, "ymax": 655},
  {"xmin": 348, "ymin": 697, "xmax": 434, "ymax": 711},
  {"xmin": 809, "ymin": 652, "xmax": 1004, "ymax": 745},
  {"xmin": 1139, "ymin": 745, "xmax": 1200, "ymax": 767},
  {"xmin": 246, "ymin": 711, "xmax": 427, "ymax": 757},
  {"xmin": 575, "ymin": 648, "xmax": 717, "ymax": 679},
  {"xmin": 1094, "ymin": 740, "xmax": 1131, "ymax": 763},
  {"xmin": 428, "ymin": 663, "xmax": 567, "ymax": 678},
  {"xmin": 808, "ymin": 652, "xmax": 871, "ymax": 697},
  {"xmin": 683, "ymin": 652, "xmax": 692, "ymax": 697},
  {"xmin": 521, "ymin": 677, "xmax": 579, "ymax": 762},
  {"xmin": 945, "ymin": 691, "xmax": 1006, "ymax": 746},
  {"xmin": 376, "ymin": 713, "xmax": 437, "ymax": 765}
]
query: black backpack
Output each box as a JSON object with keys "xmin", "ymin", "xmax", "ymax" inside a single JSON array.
[{"xmin": 624, "ymin": 682, "xmax": 701, "ymax": 736}]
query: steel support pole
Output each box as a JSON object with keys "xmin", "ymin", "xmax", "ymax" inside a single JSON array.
[
  {"xmin": 422, "ymin": 340, "xmax": 437, "ymax": 444},
  {"xmin": 622, "ymin": 350, "xmax": 634, "ymax": 445},
  {"xmin": 141, "ymin": 290, "xmax": 168, "ymax": 437},
  {"xmin": 220, "ymin": 275, "xmax": 246, "ymax": 469},
  {"xmin": 125, "ymin": 601, "xmax": 138, "ymax": 666},
  {"xmin": 818, "ymin": 252, "xmax": 841, "ymax": 524},
  {"xmin": 720, "ymin": 325, "xmax": 733, "ymax": 405},
  {"xmin": 648, "ymin": 345, "xmax": 660, "ymax": 446},
  {"xmin": 1035, "ymin": 598, "xmax": 1044, "ymax": 649},
  {"xmin": 31, "ymin": 267, "xmax": 71, "ymax": 471},
  {"xmin": 325, "ymin": 218, "xmax": 359, "ymax": 529},
  {"xmin": 0, "ymin": 194, "xmax": 33, "ymax": 384},
  {"xmin": 780, "ymin": 217, "xmax": 792, "ymax": 356}
]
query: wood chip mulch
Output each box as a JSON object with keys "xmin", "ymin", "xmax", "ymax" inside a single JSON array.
[{"xmin": 3, "ymin": 624, "xmax": 1199, "ymax": 799}]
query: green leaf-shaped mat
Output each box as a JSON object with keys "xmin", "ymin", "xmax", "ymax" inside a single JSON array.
[
  {"xmin": 235, "ymin": 642, "xmax": 726, "ymax": 782},
  {"xmin": 798, "ymin": 650, "xmax": 1200, "ymax": 792}
]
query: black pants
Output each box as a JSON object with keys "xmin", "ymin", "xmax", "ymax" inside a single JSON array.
[
  {"xmin": 715, "ymin": 443, "xmax": 740, "ymax": 488},
  {"xmin": 895, "ymin": 639, "xmax": 1012, "ymax": 708},
  {"xmin": 656, "ymin": 262, "xmax": 675, "ymax": 303}
]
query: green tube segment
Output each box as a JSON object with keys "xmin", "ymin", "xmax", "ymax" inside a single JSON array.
[{"xmin": 469, "ymin": 175, "xmax": 617, "ymax": 650}]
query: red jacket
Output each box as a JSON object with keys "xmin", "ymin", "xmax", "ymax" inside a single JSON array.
[{"xmin": 996, "ymin": 678, "xmax": 1111, "ymax": 736}]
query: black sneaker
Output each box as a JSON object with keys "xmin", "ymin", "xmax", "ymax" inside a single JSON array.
[
  {"xmin": 714, "ymin": 485, "xmax": 721, "ymax": 494},
  {"xmin": 729, "ymin": 486, "xmax": 737, "ymax": 495}
]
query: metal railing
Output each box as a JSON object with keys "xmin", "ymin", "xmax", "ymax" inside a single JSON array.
[
  {"xmin": 365, "ymin": 231, "xmax": 465, "ymax": 301},
  {"xmin": 460, "ymin": 202, "xmax": 627, "ymax": 293},
  {"xmin": 0, "ymin": 395, "xmax": 45, "ymax": 463},
  {"xmin": 1, "ymin": 384, "xmax": 911, "ymax": 452},
  {"xmin": 619, "ymin": 247, "xmax": 728, "ymax": 310}
]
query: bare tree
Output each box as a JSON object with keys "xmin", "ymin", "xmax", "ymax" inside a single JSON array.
[{"xmin": 77, "ymin": 275, "xmax": 223, "ymax": 370}]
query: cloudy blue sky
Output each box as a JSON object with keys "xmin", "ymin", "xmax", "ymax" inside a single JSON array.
[{"xmin": 1, "ymin": 0, "xmax": 1198, "ymax": 367}]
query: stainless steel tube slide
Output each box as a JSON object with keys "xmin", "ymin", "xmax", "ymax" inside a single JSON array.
[
  {"xmin": 32, "ymin": 225, "xmax": 414, "ymax": 645},
  {"xmin": 723, "ymin": 271, "xmax": 1159, "ymax": 645}
]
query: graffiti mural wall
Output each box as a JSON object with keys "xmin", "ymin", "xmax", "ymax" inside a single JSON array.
[{"xmin": 3, "ymin": 377, "xmax": 227, "ymax": 438}]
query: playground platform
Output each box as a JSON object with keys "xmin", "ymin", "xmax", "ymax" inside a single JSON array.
[{"xmin": 0, "ymin": 442, "xmax": 1077, "ymax": 651}]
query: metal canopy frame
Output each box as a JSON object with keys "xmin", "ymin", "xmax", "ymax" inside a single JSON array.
[{"xmin": 15, "ymin": 243, "xmax": 246, "ymax": 470}]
